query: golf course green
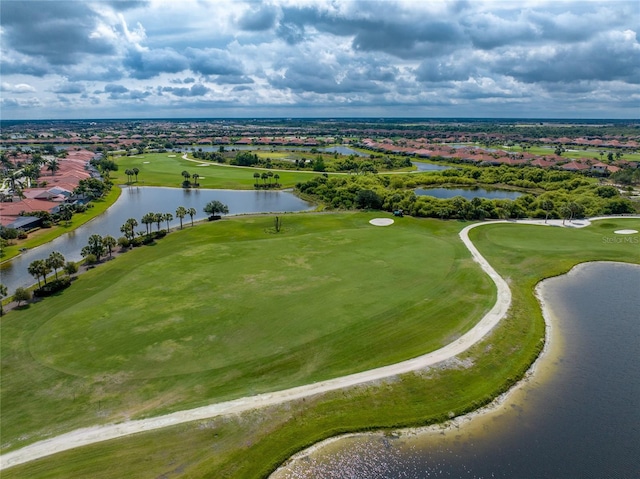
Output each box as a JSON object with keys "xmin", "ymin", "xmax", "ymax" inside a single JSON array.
[
  {"xmin": 110, "ymin": 153, "xmax": 325, "ymax": 189},
  {"xmin": 1, "ymin": 214, "xmax": 638, "ymax": 479},
  {"xmin": 1, "ymin": 212, "xmax": 493, "ymax": 453}
]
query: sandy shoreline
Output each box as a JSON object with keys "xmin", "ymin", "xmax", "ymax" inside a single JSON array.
[{"xmin": 1, "ymin": 218, "xmax": 638, "ymax": 471}]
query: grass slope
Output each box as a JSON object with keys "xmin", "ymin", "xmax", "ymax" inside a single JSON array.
[
  {"xmin": 4, "ymin": 218, "xmax": 637, "ymax": 479},
  {"xmin": 1, "ymin": 212, "xmax": 493, "ymax": 453},
  {"xmin": 111, "ymin": 153, "xmax": 325, "ymax": 189}
]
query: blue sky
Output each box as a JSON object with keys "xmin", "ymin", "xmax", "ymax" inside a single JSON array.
[{"xmin": 1, "ymin": 0, "xmax": 638, "ymax": 119}]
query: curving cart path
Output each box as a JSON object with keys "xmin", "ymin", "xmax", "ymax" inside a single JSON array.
[{"xmin": 1, "ymin": 217, "xmax": 637, "ymax": 470}]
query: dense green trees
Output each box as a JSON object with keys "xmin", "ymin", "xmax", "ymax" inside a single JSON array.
[{"xmin": 296, "ymin": 165, "xmax": 636, "ymax": 220}]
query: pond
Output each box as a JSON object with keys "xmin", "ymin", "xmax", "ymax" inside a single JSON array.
[
  {"xmin": 415, "ymin": 186, "xmax": 523, "ymax": 200},
  {"xmin": 271, "ymin": 261, "xmax": 640, "ymax": 478},
  {"xmin": 411, "ymin": 161, "xmax": 452, "ymax": 172},
  {"xmin": 1, "ymin": 187, "xmax": 312, "ymax": 291}
]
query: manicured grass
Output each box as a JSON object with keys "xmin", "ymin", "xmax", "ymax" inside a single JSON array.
[
  {"xmin": 110, "ymin": 153, "xmax": 326, "ymax": 189},
  {"xmin": 5, "ymin": 218, "xmax": 638, "ymax": 479},
  {"xmin": 0, "ymin": 212, "xmax": 493, "ymax": 452},
  {"xmin": 0, "ymin": 187, "xmax": 121, "ymax": 262}
]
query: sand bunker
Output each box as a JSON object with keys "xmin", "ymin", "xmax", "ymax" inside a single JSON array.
[
  {"xmin": 143, "ymin": 161, "xmax": 150, "ymax": 164},
  {"xmin": 614, "ymin": 229, "xmax": 638, "ymax": 234},
  {"xmin": 167, "ymin": 155, "xmax": 176, "ymax": 157},
  {"xmin": 369, "ymin": 218, "xmax": 394, "ymax": 226}
]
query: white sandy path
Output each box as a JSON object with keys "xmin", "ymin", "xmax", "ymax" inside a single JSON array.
[{"xmin": 2, "ymin": 216, "xmax": 638, "ymax": 470}]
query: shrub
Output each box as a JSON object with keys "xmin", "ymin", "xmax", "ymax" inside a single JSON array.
[
  {"xmin": 84, "ymin": 254, "xmax": 98, "ymax": 265},
  {"xmin": 64, "ymin": 261, "xmax": 78, "ymax": 276},
  {"xmin": 34, "ymin": 278, "xmax": 71, "ymax": 297},
  {"xmin": 0, "ymin": 227, "xmax": 19, "ymax": 240},
  {"xmin": 13, "ymin": 287, "xmax": 31, "ymax": 305},
  {"xmin": 117, "ymin": 236, "xmax": 130, "ymax": 249}
]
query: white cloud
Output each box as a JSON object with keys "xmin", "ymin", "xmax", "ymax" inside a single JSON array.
[{"xmin": 1, "ymin": 82, "xmax": 37, "ymax": 93}]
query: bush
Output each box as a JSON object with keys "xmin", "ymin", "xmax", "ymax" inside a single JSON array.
[
  {"xmin": 33, "ymin": 278, "xmax": 71, "ymax": 297},
  {"xmin": 17, "ymin": 231, "xmax": 28, "ymax": 239},
  {"xmin": 84, "ymin": 254, "xmax": 98, "ymax": 265},
  {"xmin": 117, "ymin": 236, "xmax": 130, "ymax": 249},
  {"xmin": 13, "ymin": 287, "xmax": 31, "ymax": 305},
  {"xmin": 0, "ymin": 227, "xmax": 19, "ymax": 240},
  {"xmin": 64, "ymin": 261, "xmax": 78, "ymax": 276}
]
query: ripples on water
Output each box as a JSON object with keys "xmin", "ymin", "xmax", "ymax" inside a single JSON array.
[{"xmin": 273, "ymin": 262, "xmax": 640, "ymax": 479}]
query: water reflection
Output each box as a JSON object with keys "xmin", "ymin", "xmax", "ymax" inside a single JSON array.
[{"xmin": 1, "ymin": 187, "xmax": 311, "ymax": 291}]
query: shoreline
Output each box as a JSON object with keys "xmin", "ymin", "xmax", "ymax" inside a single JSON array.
[{"xmin": 271, "ymin": 260, "xmax": 637, "ymax": 476}]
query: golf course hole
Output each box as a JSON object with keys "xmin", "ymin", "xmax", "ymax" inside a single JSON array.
[
  {"xmin": 369, "ymin": 218, "xmax": 394, "ymax": 226},
  {"xmin": 614, "ymin": 229, "xmax": 638, "ymax": 235}
]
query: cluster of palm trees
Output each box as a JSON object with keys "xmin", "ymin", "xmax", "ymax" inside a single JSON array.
[
  {"xmin": 124, "ymin": 167, "xmax": 140, "ymax": 184},
  {"xmin": 140, "ymin": 212, "xmax": 174, "ymax": 235},
  {"xmin": 252, "ymin": 171, "xmax": 280, "ymax": 188},
  {"xmin": 27, "ymin": 251, "xmax": 76, "ymax": 288},
  {"xmin": 175, "ymin": 206, "xmax": 197, "ymax": 228},
  {"xmin": 181, "ymin": 170, "xmax": 200, "ymax": 188},
  {"xmin": 81, "ymin": 234, "xmax": 117, "ymax": 262}
]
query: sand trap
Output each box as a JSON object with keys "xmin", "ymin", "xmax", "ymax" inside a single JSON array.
[
  {"xmin": 369, "ymin": 218, "xmax": 394, "ymax": 226},
  {"xmin": 614, "ymin": 229, "xmax": 638, "ymax": 234},
  {"xmin": 196, "ymin": 164, "xmax": 210, "ymax": 167},
  {"xmin": 167, "ymin": 155, "xmax": 176, "ymax": 157},
  {"xmin": 143, "ymin": 161, "xmax": 150, "ymax": 164}
]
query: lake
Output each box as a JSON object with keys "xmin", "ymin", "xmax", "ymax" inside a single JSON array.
[
  {"xmin": 415, "ymin": 186, "xmax": 523, "ymax": 200},
  {"xmin": 271, "ymin": 261, "xmax": 640, "ymax": 478},
  {"xmin": 1, "ymin": 187, "xmax": 312, "ymax": 291}
]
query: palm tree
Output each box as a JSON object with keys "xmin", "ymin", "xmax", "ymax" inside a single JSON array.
[
  {"xmin": 163, "ymin": 213, "xmax": 173, "ymax": 231},
  {"xmin": 102, "ymin": 235, "xmax": 117, "ymax": 258},
  {"xmin": 141, "ymin": 213, "xmax": 155, "ymax": 235},
  {"xmin": 47, "ymin": 158, "xmax": 60, "ymax": 177},
  {"xmin": 203, "ymin": 200, "xmax": 229, "ymax": 218},
  {"xmin": 46, "ymin": 251, "xmax": 65, "ymax": 280},
  {"xmin": 181, "ymin": 170, "xmax": 191, "ymax": 186},
  {"xmin": 132, "ymin": 167, "xmax": 140, "ymax": 182},
  {"xmin": 187, "ymin": 207, "xmax": 196, "ymax": 227},
  {"xmin": 541, "ymin": 199, "xmax": 554, "ymax": 223},
  {"xmin": 154, "ymin": 212, "xmax": 163, "ymax": 232},
  {"xmin": 28, "ymin": 259, "xmax": 46, "ymax": 287},
  {"xmin": 175, "ymin": 206, "xmax": 187, "ymax": 229},
  {"xmin": 274, "ymin": 173, "xmax": 280, "ymax": 187},
  {"xmin": 261, "ymin": 172, "xmax": 268, "ymax": 185},
  {"xmin": 253, "ymin": 172, "xmax": 260, "ymax": 186},
  {"xmin": 121, "ymin": 218, "xmax": 138, "ymax": 241},
  {"xmin": 192, "ymin": 173, "xmax": 200, "ymax": 187},
  {"xmin": 267, "ymin": 171, "xmax": 274, "ymax": 186},
  {"xmin": 125, "ymin": 168, "xmax": 133, "ymax": 184}
]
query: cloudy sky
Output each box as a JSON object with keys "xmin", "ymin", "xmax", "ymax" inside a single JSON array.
[{"xmin": 1, "ymin": 0, "xmax": 638, "ymax": 120}]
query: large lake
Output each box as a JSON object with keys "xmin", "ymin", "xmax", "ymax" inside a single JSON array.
[
  {"xmin": 272, "ymin": 261, "xmax": 640, "ymax": 478},
  {"xmin": 1, "ymin": 187, "xmax": 312, "ymax": 291}
]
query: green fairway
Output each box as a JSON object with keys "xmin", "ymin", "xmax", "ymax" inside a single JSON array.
[
  {"xmin": 4, "ymin": 217, "xmax": 637, "ymax": 479},
  {"xmin": 110, "ymin": 153, "xmax": 325, "ymax": 189},
  {"xmin": 0, "ymin": 212, "xmax": 493, "ymax": 452}
]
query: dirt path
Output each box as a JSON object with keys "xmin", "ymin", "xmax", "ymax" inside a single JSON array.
[{"xmin": 1, "ymin": 217, "xmax": 637, "ymax": 470}]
